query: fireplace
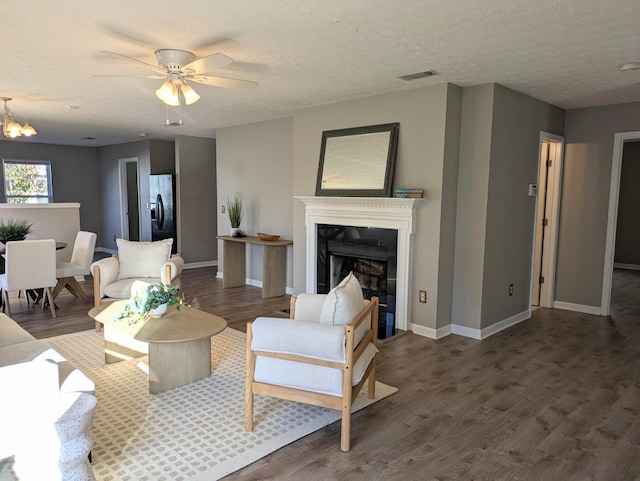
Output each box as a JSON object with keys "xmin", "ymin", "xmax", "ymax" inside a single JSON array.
[
  {"xmin": 297, "ymin": 196, "xmax": 421, "ymax": 337},
  {"xmin": 317, "ymin": 224, "xmax": 398, "ymax": 338}
]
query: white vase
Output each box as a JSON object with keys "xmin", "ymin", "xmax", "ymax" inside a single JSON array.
[
  {"xmin": 230, "ymin": 227, "xmax": 242, "ymax": 237},
  {"xmin": 150, "ymin": 303, "xmax": 168, "ymax": 318}
]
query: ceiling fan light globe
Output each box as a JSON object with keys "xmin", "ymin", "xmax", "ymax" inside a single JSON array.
[
  {"xmin": 181, "ymin": 83, "xmax": 200, "ymax": 105},
  {"xmin": 156, "ymin": 81, "xmax": 180, "ymax": 106}
]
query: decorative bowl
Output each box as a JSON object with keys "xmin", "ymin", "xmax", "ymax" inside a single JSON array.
[{"xmin": 257, "ymin": 232, "xmax": 280, "ymax": 242}]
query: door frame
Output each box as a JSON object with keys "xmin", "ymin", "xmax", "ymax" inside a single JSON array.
[
  {"xmin": 530, "ymin": 131, "xmax": 565, "ymax": 308},
  {"xmin": 118, "ymin": 157, "xmax": 141, "ymax": 240},
  {"xmin": 601, "ymin": 131, "xmax": 640, "ymax": 315}
]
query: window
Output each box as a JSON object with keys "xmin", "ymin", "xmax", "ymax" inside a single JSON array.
[{"xmin": 2, "ymin": 159, "xmax": 53, "ymax": 203}]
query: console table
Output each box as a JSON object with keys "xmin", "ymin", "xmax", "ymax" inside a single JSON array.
[{"xmin": 217, "ymin": 235, "xmax": 293, "ymax": 298}]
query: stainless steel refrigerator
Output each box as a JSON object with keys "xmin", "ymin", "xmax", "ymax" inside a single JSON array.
[{"xmin": 149, "ymin": 174, "xmax": 177, "ymax": 253}]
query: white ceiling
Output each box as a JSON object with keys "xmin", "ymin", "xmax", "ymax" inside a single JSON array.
[{"xmin": 3, "ymin": 0, "xmax": 640, "ymax": 147}]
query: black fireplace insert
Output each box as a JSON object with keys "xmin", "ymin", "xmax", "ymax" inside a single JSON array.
[{"xmin": 316, "ymin": 224, "xmax": 398, "ymax": 339}]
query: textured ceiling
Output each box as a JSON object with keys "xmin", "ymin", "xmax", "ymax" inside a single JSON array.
[{"xmin": 3, "ymin": 0, "xmax": 640, "ymax": 147}]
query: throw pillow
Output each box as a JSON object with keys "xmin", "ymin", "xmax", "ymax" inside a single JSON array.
[
  {"xmin": 116, "ymin": 238, "xmax": 173, "ymax": 280},
  {"xmin": 319, "ymin": 272, "xmax": 365, "ymax": 326}
]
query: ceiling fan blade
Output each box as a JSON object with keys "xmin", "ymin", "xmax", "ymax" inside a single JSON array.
[
  {"xmin": 183, "ymin": 53, "xmax": 234, "ymax": 74},
  {"xmin": 99, "ymin": 22, "xmax": 160, "ymax": 49},
  {"xmin": 190, "ymin": 75, "xmax": 258, "ymax": 90},
  {"xmin": 99, "ymin": 50, "xmax": 161, "ymax": 71},
  {"xmin": 92, "ymin": 74, "xmax": 162, "ymax": 78},
  {"xmin": 191, "ymin": 35, "xmax": 234, "ymax": 52}
]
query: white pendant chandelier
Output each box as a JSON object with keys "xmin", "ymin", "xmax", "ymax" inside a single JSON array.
[{"xmin": 1, "ymin": 97, "xmax": 37, "ymax": 138}]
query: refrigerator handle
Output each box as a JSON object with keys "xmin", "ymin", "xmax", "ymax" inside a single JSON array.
[{"xmin": 156, "ymin": 194, "xmax": 165, "ymax": 230}]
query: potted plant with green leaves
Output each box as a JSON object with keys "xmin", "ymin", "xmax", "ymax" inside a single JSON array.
[
  {"xmin": 113, "ymin": 282, "xmax": 187, "ymax": 325},
  {"xmin": 227, "ymin": 194, "xmax": 244, "ymax": 237},
  {"xmin": 0, "ymin": 218, "xmax": 33, "ymax": 244}
]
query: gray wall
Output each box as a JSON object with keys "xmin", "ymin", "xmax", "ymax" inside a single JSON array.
[
  {"xmin": 556, "ymin": 102, "xmax": 640, "ymax": 307},
  {"xmin": 436, "ymin": 83, "xmax": 463, "ymax": 329},
  {"xmin": 0, "ymin": 140, "xmax": 100, "ymax": 240},
  {"xmin": 452, "ymin": 84, "xmax": 494, "ymax": 329},
  {"xmin": 97, "ymin": 140, "xmax": 153, "ymax": 250},
  {"xmin": 150, "ymin": 142, "xmax": 176, "ymax": 175},
  {"xmin": 452, "ymin": 84, "xmax": 565, "ymax": 330},
  {"xmin": 293, "ymin": 84, "xmax": 458, "ymax": 332},
  {"xmin": 216, "ymin": 118, "xmax": 294, "ymax": 283},
  {"xmin": 614, "ymin": 141, "xmax": 640, "ymax": 266},
  {"xmin": 175, "ymin": 135, "xmax": 217, "ymax": 264},
  {"xmin": 482, "ymin": 85, "xmax": 564, "ymax": 327}
]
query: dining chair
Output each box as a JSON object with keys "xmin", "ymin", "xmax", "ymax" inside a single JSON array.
[
  {"xmin": 0, "ymin": 239, "xmax": 58, "ymax": 318},
  {"xmin": 52, "ymin": 231, "xmax": 97, "ymax": 302}
]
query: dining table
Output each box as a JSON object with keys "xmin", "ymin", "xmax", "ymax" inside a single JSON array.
[{"xmin": 0, "ymin": 240, "xmax": 67, "ymax": 255}]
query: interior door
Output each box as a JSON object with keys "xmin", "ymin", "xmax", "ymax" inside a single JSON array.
[
  {"xmin": 126, "ymin": 162, "xmax": 140, "ymax": 241},
  {"xmin": 533, "ymin": 142, "xmax": 551, "ymax": 306},
  {"xmin": 532, "ymin": 134, "xmax": 564, "ymax": 308},
  {"xmin": 118, "ymin": 158, "xmax": 140, "ymax": 242}
]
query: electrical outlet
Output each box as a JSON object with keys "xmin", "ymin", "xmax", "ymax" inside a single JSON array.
[
  {"xmin": 509, "ymin": 284, "xmax": 514, "ymax": 296},
  {"xmin": 419, "ymin": 290, "xmax": 427, "ymax": 303},
  {"xmin": 221, "ymin": 205, "xmax": 226, "ymax": 214}
]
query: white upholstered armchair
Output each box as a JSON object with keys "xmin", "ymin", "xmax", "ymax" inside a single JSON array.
[
  {"xmin": 90, "ymin": 239, "xmax": 184, "ymax": 330},
  {"xmin": 245, "ymin": 272, "xmax": 379, "ymax": 451}
]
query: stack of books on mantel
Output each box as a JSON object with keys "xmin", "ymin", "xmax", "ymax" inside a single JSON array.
[{"xmin": 393, "ymin": 188, "xmax": 424, "ymax": 198}]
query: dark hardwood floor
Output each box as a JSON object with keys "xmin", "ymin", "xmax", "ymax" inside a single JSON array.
[
  {"xmin": 10, "ymin": 267, "xmax": 640, "ymax": 480},
  {"xmin": 9, "ymin": 266, "xmax": 291, "ymax": 339}
]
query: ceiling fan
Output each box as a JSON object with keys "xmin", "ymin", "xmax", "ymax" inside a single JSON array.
[{"xmin": 100, "ymin": 48, "xmax": 258, "ymax": 107}]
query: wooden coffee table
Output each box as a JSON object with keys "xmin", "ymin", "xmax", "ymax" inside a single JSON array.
[{"xmin": 89, "ymin": 302, "xmax": 227, "ymax": 393}]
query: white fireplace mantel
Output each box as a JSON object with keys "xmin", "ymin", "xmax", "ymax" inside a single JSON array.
[{"xmin": 296, "ymin": 196, "xmax": 422, "ymax": 332}]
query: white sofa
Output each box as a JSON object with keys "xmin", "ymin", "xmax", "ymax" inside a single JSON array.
[{"xmin": 0, "ymin": 314, "xmax": 96, "ymax": 481}]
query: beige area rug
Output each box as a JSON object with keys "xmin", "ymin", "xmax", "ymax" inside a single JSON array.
[{"xmin": 2, "ymin": 328, "xmax": 396, "ymax": 481}]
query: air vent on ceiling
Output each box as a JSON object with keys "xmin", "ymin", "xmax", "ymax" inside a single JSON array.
[{"xmin": 398, "ymin": 70, "xmax": 440, "ymax": 81}]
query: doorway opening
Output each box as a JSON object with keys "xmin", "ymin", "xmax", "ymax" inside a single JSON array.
[
  {"xmin": 602, "ymin": 131, "xmax": 640, "ymax": 316},
  {"xmin": 531, "ymin": 132, "xmax": 564, "ymax": 309},
  {"xmin": 118, "ymin": 158, "xmax": 140, "ymax": 241}
]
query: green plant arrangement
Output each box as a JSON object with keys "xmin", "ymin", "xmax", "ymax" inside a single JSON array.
[
  {"xmin": 227, "ymin": 194, "xmax": 243, "ymax": 229},
  {"xmin": 0, "ymin": 218, "xmax": 33, "ymax": 243},
  {"xmin": 113, "ymin": 283, "xmax": 187, "ymax": 325}
]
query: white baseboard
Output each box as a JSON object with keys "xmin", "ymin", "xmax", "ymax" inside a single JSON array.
[
  {"xmin": 183, "ymin": 261, "xmax": 217, "ymax": 269},
  {"xmin": 410, "ymin": 323, "xmax": 451, "ymax": 339},
  {"xmin": 215, "ymin": 273, "xmax": 293, "ymax": 295},
  {"xmin": 450, "ymin": 309, "xmax": 531, "ymax": 340},
  {"xmin": 552, "ymin": 300, "xmax": 602, "ymax": 315},
  {"xmin": 614, "ymin": 263, "xmax": 640, "ymax": 271},
  {"xmin": 450, "ymin": 324, "xmax": 482, "ymax": 340}
]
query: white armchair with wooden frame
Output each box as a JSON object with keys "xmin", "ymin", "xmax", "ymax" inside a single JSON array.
[
  {"xmin": 245, "ymin": 272, "xmax": 379, "ymax": 452},
  {"xmin": 90, "ymin": 238, "xmax": 184, "ymax": 331}
]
